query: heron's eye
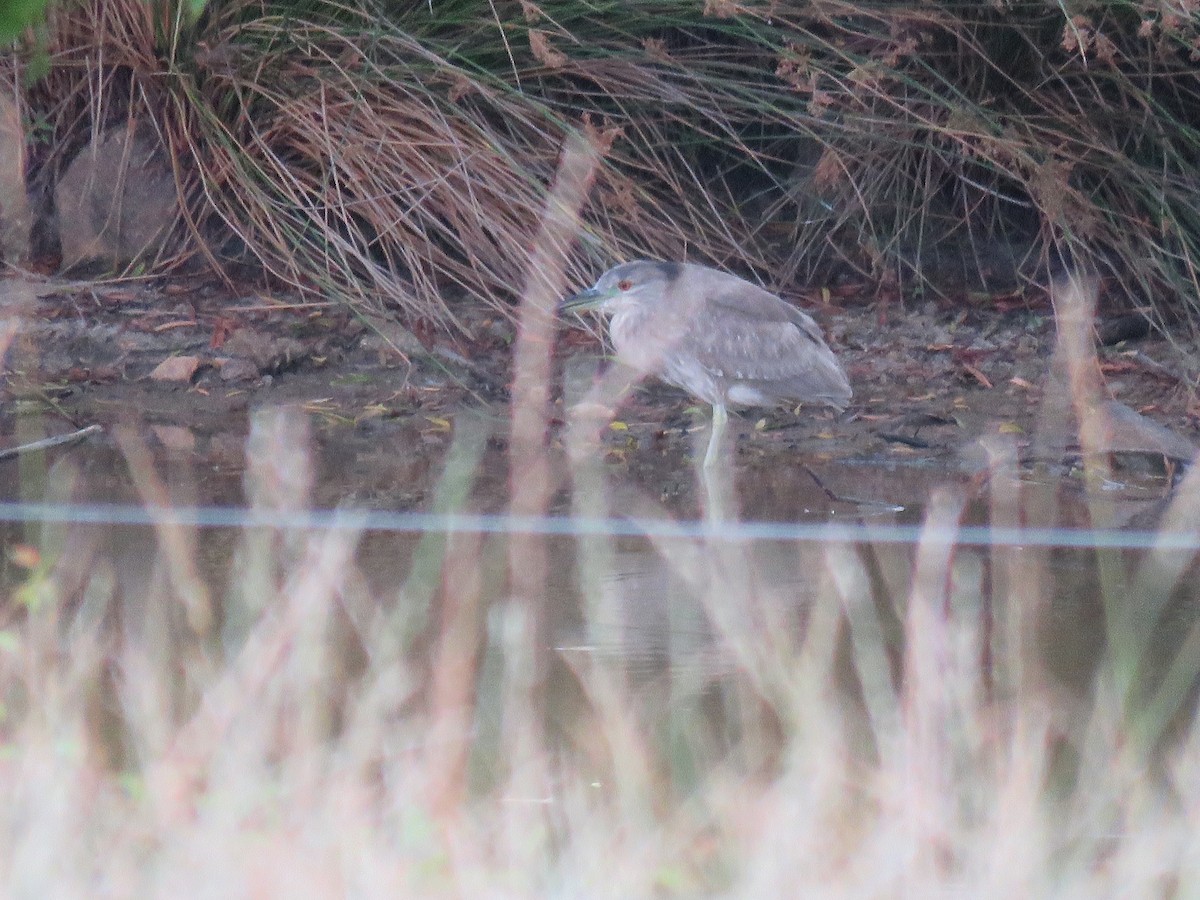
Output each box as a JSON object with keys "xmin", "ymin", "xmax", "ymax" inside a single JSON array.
[{"xmin": 617, "ymin": 279, "xmax": 633, "ymax": 291}]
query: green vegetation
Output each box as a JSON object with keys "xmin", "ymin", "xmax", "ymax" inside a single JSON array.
[{"xmin": 0, "ymin": 0, "xmax": 47, "ymax": 40}]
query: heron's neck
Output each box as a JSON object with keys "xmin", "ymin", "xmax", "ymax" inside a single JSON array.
[{"xmin": 609, "ymin": 300, "xmax": 689, "ymax": 376}]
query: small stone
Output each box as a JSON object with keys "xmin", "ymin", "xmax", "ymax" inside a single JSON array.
[
  {"xmin": 216, "ymin": 356, "xmax": 261, "ymax": 382},
  {"xmin": 222, "ymin": 327, "xmax": 305, "ymax": 372}
]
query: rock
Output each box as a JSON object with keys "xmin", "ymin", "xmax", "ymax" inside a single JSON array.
[
  {"xmin": 216, "ymin": 356, "xmax": 261, "ymax": 382},
  {"xmin": 55, "ymin": 122, "xmax": 180, "ymax": 270},
  {"xmin": 0, "ymin": 90, "xmax": 30, "ymax": 264},
  {"xmin": 358, "ymin": 310, "xmax": 428, "ymax": 359},
  {"xmin": 221, "ymin": 327, "xmax": 306, "ymax": 373}
]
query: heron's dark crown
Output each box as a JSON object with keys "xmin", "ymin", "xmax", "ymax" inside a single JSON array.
[{"xmin": 608, "ymin": 260, "xmax": 683, "ymax": 286}]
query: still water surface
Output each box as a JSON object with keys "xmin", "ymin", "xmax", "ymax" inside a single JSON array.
[{"xmin": 1, "ymin": 407, "xmax": 1197, "ymax": 796}]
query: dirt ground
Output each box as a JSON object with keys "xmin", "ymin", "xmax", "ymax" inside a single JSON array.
[{"xmin": 1, "ymin": 272, "xmax": 1197, "ymax": 513}]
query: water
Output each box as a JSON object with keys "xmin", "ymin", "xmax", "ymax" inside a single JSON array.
[
  {"xmin": 3, "ymin": 404, "xmax": 1195, "ymax": 756},
  {"xmin": 1, "ymin": 400, "xmax": 1198, "ymax": 892}
]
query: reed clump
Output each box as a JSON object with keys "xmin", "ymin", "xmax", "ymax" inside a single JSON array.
[{"xmin": 11, "ymin": 1, "xmax": 1200, "ymax": 334}]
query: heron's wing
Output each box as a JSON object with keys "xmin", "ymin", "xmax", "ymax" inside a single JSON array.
[
  {"xmin": 687, "ymin": 286, "xmax": 850, "ymax": 403},
  {"xmin": 706, "ymin": 279, "xmax": 830, "ymax": 334}
]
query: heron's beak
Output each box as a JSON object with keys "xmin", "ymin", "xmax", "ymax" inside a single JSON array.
[{"xmin": 559, "ymin": 286, "xmax": 612, "ymax": 313}]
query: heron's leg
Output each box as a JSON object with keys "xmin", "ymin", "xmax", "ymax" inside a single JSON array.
[{"xmin": 703, "ymin": 403, "xmax": 728, "ymax": 468}]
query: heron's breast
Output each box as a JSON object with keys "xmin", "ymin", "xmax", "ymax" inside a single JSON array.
[{"xmin": 609, "ymin": 306, "xmax": 691, "ymax": 375}]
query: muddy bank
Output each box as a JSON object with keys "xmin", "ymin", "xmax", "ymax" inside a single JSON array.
[{"xmin": 1, "ymin": 272, "xmax": 1197, "ymax": 516}]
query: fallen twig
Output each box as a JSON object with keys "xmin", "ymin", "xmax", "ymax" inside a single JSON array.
[
  {"xmin": 801, "ymin": 463, "xmax": 906, "ymax": 512},
  {"xmin": 0, "ymin": 424, "xmax": 103, "ymax": 460}
]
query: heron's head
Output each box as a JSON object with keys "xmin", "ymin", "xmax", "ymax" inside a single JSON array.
[{"xmin": 559, "ymin": 261, "xmax": 680, "ymax": 315}]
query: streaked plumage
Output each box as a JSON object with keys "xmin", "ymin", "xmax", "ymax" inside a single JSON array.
[{"xmin": 560, "ymin": 260, "xmax": 852, "ymax": 466}]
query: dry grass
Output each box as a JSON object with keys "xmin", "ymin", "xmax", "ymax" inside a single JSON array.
[
  {"xmin": 12, "ymin": 1, "xmax": 1200, "ymax": 335},
  {"xmin": 13, "ymin": 0, "xmax": 732, "ymax": 328}
]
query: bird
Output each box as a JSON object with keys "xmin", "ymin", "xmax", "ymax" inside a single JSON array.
[{"xmin": 559, "ymin": 260, "xmax": 852, "ymax": 467}]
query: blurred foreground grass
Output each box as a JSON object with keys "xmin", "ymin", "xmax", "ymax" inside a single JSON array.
[
  {"xmin": 0, "ymin": 259, "xmax": 1198, "ymax": 895},
  {"xmin": 1, "ymin": 406, "xmax": 1198, "ymax": 895}
]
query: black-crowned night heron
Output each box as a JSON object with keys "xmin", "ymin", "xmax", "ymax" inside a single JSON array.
[{"xmin": 560, "ymin": 260, "xmax": 852, "ymax": 467}]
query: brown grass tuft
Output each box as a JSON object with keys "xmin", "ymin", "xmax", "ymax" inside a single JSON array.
[{"xmin": 11, "ymin": 1, "xmax": 1200, "ymax": 337}]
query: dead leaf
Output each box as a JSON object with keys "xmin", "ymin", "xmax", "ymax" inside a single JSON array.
[
  {"xmin": 812, "ymin": 147, "xmax": 843, "ymax": 189},
  {"xmin": 529, "ymin": 29, "xmax": 567, "ymax": 68},
  {"xmin": 519, "ymin": 0, "xmax": 541, "ymax": 23},
  {"xmin": 150, "ymin": 355, "xmax": 200, "ymax": 382},
  {"xmin": 703, "ymin": 0, "xmax": 738, "ymax": 18},
  {"xmin": 153, "ymin": 319, "xmax": 197, "ymax": 333},
  {"xmin": 643, "ymin": 37, "xmax": 670, "ymax": 60},
  {"xmin": 357, "ymin": 404, "xmax": 389, "ymax": 422},
  {"xmin": 1100, "ymin": 359, "xmax": 1139, "ymax": 374},
  {"xmin": 962, "ymin": 363, "xmax": 993, "ymax": 388},
  {"xmin": 99, "ymin": 289, "xmax": 139, "ymax": 303},
  {"xmin": 210, "ymin": 316, "xmax": 236, "ymax": 350}
]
